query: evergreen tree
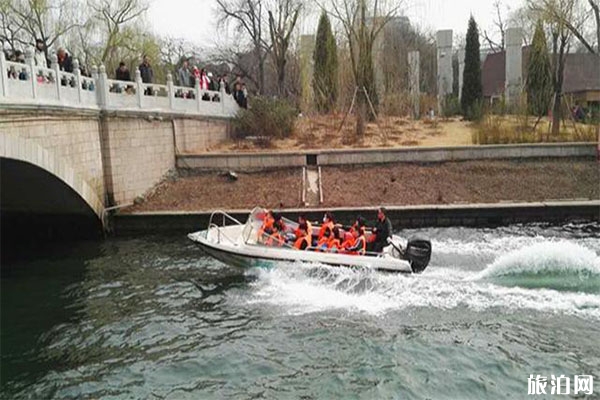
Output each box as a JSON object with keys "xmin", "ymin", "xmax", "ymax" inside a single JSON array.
[
  {"xmin": 313, "ymin": 11, "xmax": 338, "ymax": 113},
  {"xmin": 460, "ymin": 16, "xmax": 483, "ymax": 120},
  {"xmin": 526, "ymin": 20, "xmax": 553, "ymax": 117}
]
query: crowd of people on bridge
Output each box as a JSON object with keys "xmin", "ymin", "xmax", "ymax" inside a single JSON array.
[
  {"xmin": 109, "ymin": 54, "xmax": 248, "ymax": 107},
  {"xmin": 257, "ymin": 208, "xmax": 393, "ymax": 256},
  {"xmin": 4, "ymin": 42, "xmax": 249, "ymax": 108}
]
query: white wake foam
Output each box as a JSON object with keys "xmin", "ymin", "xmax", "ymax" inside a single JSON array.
[
  {"xmin": 475, "ymin": 241, "xmax": 600, "ymax": 280},
  {"xmin": 238, "ymin": 264, "xmax": 600, "ymax": 319}
]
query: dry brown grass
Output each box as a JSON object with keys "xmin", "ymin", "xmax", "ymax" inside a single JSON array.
[
  {"xmin": 201, "ymin": 114, "xmax": 473, "ymax": 153},
  {"xmin": 474, "ymin": 115, "xmax": 599, "ymax": 144}
]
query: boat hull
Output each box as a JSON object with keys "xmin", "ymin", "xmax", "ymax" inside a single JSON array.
[{"xmin": 188, "ymin": 229, "xmax": 413, "ymax": 273}]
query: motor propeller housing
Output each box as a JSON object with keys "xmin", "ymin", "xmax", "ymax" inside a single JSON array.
[{"xmin": 403, "ymin": 237, "xmax": 432, "ymax": 273}]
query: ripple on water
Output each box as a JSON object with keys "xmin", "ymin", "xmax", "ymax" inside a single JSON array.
[{"xmin": 2, "ymin": 224, "xmax": 599, "ymax": 398}]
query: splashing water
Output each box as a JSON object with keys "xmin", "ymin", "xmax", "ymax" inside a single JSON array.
[
  {"xmin": 474, "ymin": 241, "xmax": 600, "ymax": 293},
  {"xmin": 239, "ymin": 239, "xmax": 600, "ymax": 319}
]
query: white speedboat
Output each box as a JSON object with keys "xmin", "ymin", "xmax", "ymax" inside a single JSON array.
[{"xmin": 188, "ymin": 208, "xmax": 432, "ymax": 273}]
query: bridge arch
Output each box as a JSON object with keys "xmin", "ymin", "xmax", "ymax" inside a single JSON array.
[{"xmin": 0, "ymin": 132, "xmax": 104, "ymax": 221}]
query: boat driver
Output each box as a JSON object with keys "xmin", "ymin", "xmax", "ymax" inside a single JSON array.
[{"xmin": 370, "ymin": 207, "xmax": 392, "ymax": 253}]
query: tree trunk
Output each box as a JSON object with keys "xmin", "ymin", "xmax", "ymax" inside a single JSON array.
[
  {"xmin": 590, "ymin": 0, "xmax": 600, "ymax": 55},
  {"xmin": 551, "ymin": 34, "xmax": 567, "ymax": 136},
  {"xmin": 277, "ymin": 61, "xmax": 285, "ymax": 97},
  {"xmin": 356, "ymin": 93, "xmax": 366, "ymax": 138},
  {"xmin": 256, "ymin": 46, "xmax": 265, "ymax": 95},
  {"xmin": 551, "ymin": 91, "xmax": 561, "ymax": 135}
]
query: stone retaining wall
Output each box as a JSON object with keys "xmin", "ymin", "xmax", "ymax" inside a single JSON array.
[
  {"xmin": 111, "ymin": 201, "xmax": 600, "ymax": 234},
  {"xmin": 177, "ymin": 143, "xmax": 597, "ymax": 170}
]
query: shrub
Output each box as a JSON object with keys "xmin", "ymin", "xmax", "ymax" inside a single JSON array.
[
  {"xmin": 442, "ymin": 94, "xmax": 461, "ymax": 118},
  {"xmin": 232, "ymin": 97, "xmax": 298, "ymax": 143},
  {"xmin": 473, "ymin": 114, "xmax": 597, "ymax": 144}
]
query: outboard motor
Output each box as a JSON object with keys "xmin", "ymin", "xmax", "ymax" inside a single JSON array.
[{"xmin": 403, "ymin": 237, "xmax": 432, "ymax": 273}]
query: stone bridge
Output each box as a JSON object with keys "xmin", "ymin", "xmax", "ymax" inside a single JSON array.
[{"xmin": 0, "ymin": 49, "xmax": 237, "ymax": 234}]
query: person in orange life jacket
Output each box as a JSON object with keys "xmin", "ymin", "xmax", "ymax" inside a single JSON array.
[
  {"xmin": 294, "ymin": 222, "xmax": 312, "ymax": 250},
  {"xmin": 342, "ymin": 216, "xmax": 365, "ymax": 245},
  {"xmin": 318, "ymin": 212, "xmax": 335, "ymax": 240},
  {"xmin": 319, "ymin": 226, "xmax": 342, "ymax": 253},
  {"xmin": 316, "ymin": 225, "xmax": 333, "ymax": 251},
  {"xmin": 265, "ymin": 216, "xmax": 285, "ymax": 246},
  {"xmin": 294, "ymin": 215, "xmax": 313, "ymax": 240},
  {"xmin": 258, "ymin": 210, "xmax": 275, "ymax": 242},
  {"xmin": 370, "ymin": 207, "xmax": 392, "ymax": 253},
  {"xmin": 344, "ymin": 227, "xmax": 367, "ymax": 255}
]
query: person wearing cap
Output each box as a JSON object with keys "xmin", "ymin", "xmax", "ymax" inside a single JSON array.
[
  {"xmin": 371, "ymin": 207, "xmax": 392, "ymax": 253},
  {"xmin": 34, "ymin": 39, "xmax": 48, "ymax": 68}
]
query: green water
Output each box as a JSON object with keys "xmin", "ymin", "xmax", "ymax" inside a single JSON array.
[{"xmin": 1, "ymin": 224, "xmax": 599, "ymax": 399}]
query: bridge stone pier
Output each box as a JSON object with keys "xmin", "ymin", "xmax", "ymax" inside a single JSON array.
[{"xmin": 0, "ymin": 49, "xmax": 237, "ymax": 236}]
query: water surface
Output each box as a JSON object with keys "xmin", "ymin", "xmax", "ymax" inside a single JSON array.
[{"xmin": 2, "ymin": 223, "xmax": 599, "ymax": 399}]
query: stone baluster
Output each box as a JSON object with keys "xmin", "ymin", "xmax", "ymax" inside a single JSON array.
[
  {"xmin": 91, "ymin": 65, "xmax": 99, "ymax": 105},
  {"xmin": 25, "ymin": 47, "xmax": 37, "ymax": 100},
  {"xmin": 0, "ymin": 50, "xmax": 7, "ymax": 97},
  {"xmin": 50, "ymin": 54, "xmax": 61, "ymax": 100},
  {"xmin": 195, "ymin": 77, "xmax": 201, "ymax": 113},
  {"xmin": 97, "ymin": 65, "xmax": 109, "ymax": 108},
  {"xmin": 167, "ymin": 72, "xmax": 174, "ymax": 110},
  {"xmin": 220, "ymin": 79, "xmax": 226, "ymax": 114},
  {"xmin": 135, "ymin": 69, "xmax": 143, "ymax": 109},
  {"xmin": 73, "ymin": 58, "xmax": 82, "ymax": 104}
]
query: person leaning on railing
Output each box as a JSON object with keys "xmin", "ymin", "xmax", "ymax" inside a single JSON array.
[{"xmin": 139, "ymin": 55, "xmax": 154, "ymax": 95}]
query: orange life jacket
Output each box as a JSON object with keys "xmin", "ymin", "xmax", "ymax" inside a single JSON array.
[
  {"xmin": 318, "ymin": 221, "xmax": 334, "ymax": 240},
  {"xmin": 294, "ymin": 221, "xmax": 313, "ymax": 239},
  {"xmin": 327, "ymin": 237, "xmax": 342, "ymax": 250},
  {"xmin": 294, "ymin": 233, "xmax": 311, "ymax": 250},
  {"xmin": 341, "ymin": 236, "xmax": 355, "ymax": 249},
  {"xmin": 258, "ymin": 215, "xmax": 274, "ymax": 241},
  {"xmin": 344, "ymin": 235, "xmax": 366, "ymax": 255}
]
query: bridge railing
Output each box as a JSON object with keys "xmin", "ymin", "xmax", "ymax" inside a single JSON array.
[{"xmin": 0, "ymin": 48, "xmax": 238, "ymax": 118}]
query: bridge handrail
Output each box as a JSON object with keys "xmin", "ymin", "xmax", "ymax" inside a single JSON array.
[{"xmin": 0, "ymin": 47, "xmax": 238, "ymax": 118}]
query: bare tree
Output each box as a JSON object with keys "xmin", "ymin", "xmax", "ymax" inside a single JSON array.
[
  {"xmin": 90, "ymin": 0, "xmax": 149, "ymax": 64},
  {"xmin": 482, "ymin": 0, "xmax": 507, "ymax": 52},
  {"xmin": 324, "ymin": 0, "xmax": 401, "ymax": 138},
  {"xmin": 528, "ymin": 0, "xmax": 575, "ymax": 135},
  {"xmin": 532, "ymin": 0, "xmax": 597, "ymax": 54},
  {"xmin": 216, "ymin": 0, "xmax": 270, "ymax": 94},
  {"xmin": 267, "ymin": 0, "xmax": 302, "ymax": 97},
  {"xmin": 509, "ymin": 6, "xmax": 536, "ymax": 45},
  {"xmin": 0, "ymin": 0, "xmax": 28, "ymax": 52},
  {"xmin": 6, "ymin": 0, "xmax": 84, "ymax": 59},
  {"xmin": 591, "ymin": 0, "xmax": 600, "ymax": 52}
]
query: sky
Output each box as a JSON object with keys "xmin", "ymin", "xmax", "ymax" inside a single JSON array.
[{"xmin": 148, "ymin": 0, "xmax": 527, "ymax": 49}]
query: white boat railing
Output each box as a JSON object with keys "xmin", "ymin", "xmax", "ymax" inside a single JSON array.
[{"xmin": 206, "ymin": 210, "xmax": 245, "ymax": 245}]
